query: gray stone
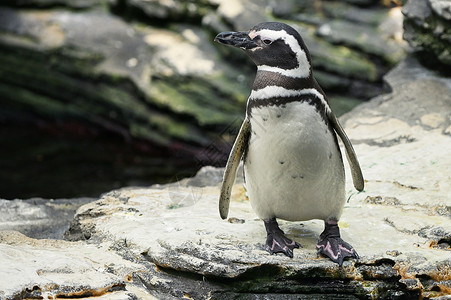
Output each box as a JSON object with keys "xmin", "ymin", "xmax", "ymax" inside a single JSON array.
[
  {"xmin": 5, "ymin": 0, "xmax": 102, "ymax": 9},
  {"xmin": 317, "ymin": 19, "xmax": 406, "ymax": 65},
  {"xmin": 403, "ymin": 0, "xmax": 451, "ymax": 69},
  {"xmin": 208, "ymin": 0, "xmax": 269, "ymax": 31},
  {"xmin": 0, "ymin": 230, "xmax": 153, "ymax": 299},
  {"xmin": 430, "ymin": 0, "xmax": 451, "ymax": 20},
  {"xmin": 123, "ymin": 0, "xmax": 211, "ymax": 20},
  {"xmin": 402, "ymin": 0, "xmax": 431, "ymax": 25},
  {"xmin": 0, "ymin": 198, "xmax": 94, "ymax": 239},
  {"xmin": 341, "ymin": 0, "xmax": 379, "ymax": 6},
  {"xmin": 266, "ymin": 0, "xmax": 296, "ymax": 17},
  {"xmin": 321, "ymin": 1, "xmax": 388, "ymax": 26},
  {"xmin": 0, "ymin": 230, "xmax": 226, "ymax": 299},
  {"xmin": 201, "ymin": 10, "xmax": 230, "ymax": 33}
]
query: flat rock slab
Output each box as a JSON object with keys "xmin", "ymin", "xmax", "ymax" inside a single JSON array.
[
  {"xmin": 0, "ymin": 231, "xmax": 152, "ymax": 299},
  {"xmin": 63, "ymin": 56, "xmax": 451, "ymax": 298}
]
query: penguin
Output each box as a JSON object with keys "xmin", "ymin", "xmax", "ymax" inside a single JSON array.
[{"xmin": 215, "ymin": 22, "xmax": 364, "ymax": 266}]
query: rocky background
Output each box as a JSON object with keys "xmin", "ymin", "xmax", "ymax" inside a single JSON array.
[
  {"xmin": 1, "ymin": 0, "xmax": 451, "ymax": 299},
  {"xmin": 0, "ymin": 0, "xmax": 408, "ymax": 198}
]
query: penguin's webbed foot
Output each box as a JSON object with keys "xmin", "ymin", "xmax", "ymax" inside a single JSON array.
[
  {"xmin": 316, "ymin": 221, "xmax": 359, "ymax": 266},
  {"xmin": 264, "ymin": 218, "xmax": 301, "ymax": 258}
]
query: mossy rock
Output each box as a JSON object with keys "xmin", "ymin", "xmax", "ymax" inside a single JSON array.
[
  {"xmin": 403, "ymin": 0, "xmax": 451, "ymax": 72},
  {"xmin": 317, "ymin": 20, "xmax": 405, "ymax": 66}
]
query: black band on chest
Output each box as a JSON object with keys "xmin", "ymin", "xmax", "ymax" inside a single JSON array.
[{"xmin": 247, "ymin": 93, "xmax": 329, "ymax": 125}]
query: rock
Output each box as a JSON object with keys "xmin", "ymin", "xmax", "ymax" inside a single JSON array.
[
  {"xmin": 0, "ymin": 198, "xmax": 94, "ymax": 239},
  {"xmin": 341, "ymin": 0, "xmax": 379, "ymax": 7},
  {"xmin": 321, "ymin": 1, "xmax": 392, "ymax": 26},
  {"xmin": 317, "ymin": 18, "xmax": 406, "ymax": 65},
  {"xmin": 0, "ymin": 6, "xmax": 246, "ymax": 147},
  {"xmin": 117, "ymin": 0, "xmax": 210, "ymax": 21},
  {"xmin": 4, "ymin": 0, "xmax": 102, "ymax": 9},
  {"xmin": 340, "ymin": 55, "xmax": 450, "ymax": 210},
  {"xmin": 0, "ymin": 230, "xmax": 153, "ymax": 299},
  {"xmin": 0, "ymin": 5, "xmax": 250, "ymax": 199},
  {"xmin": 403, "ymin": 0, "xmax": 451, "ymax": 71},
  {"xmin": 207, "ymin": 0, "xmax": 269, "ymax": 31},
  {"xmin": 430, "ymin": 0, "xmax": 451, "ymax": 20},
  {"xmin": 266, "ymin": 0, "xmax": 296, "ymax": 18},
  {"xmin": 60, "ymin": 55, "xmax": 451, "ymax": 298}
]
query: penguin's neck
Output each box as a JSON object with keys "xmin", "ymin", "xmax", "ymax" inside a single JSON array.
[
  {"xmin": 252, "ymin": 69, "xmax": 315, "ymax": 93},
  {"xmin": 247, "ymin": 69, "xmax": 330, "ymax": 119}
]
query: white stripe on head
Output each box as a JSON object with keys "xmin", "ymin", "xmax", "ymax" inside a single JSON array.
[
  {"xmin": 249, "ymin": 86, "xmax": 330, "ymax": 113},
  {"xmin": 252, "ymin": 29, "xmax": 310, "ymax": 78}
]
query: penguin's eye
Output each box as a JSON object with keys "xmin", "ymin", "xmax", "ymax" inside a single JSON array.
[{"xmin": 262, "ymin": 39, "xmax": 273, "ymax": 45}]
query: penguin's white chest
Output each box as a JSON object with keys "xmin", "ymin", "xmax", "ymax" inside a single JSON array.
[{"xmin": 244, "ymin": 101, "xmax": 345, "ymax": 221}]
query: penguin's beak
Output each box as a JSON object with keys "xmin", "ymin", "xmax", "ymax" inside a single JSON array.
[{"xmin": 214, "ymin": 31, "xmax": 258, "ymax": 50}]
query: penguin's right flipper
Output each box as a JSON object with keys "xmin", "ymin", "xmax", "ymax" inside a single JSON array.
[
  {"xmin": 219, "ymin": 118, "xmax": 250, "ymax": 219},
  {"xmin": 328, "ymin": 112, "xmax": 365, "ymax": 192}
]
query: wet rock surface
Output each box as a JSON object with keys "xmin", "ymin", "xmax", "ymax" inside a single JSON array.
[
  {"xmin": 0, "ymin": 197, "xmax": 93, "ymax": 239},
  {"xmin": 2, "ymin": 55, "xmax": 450, "ymax": 299}
]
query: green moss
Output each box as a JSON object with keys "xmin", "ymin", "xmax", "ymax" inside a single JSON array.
[
  {"xmin": 0, "ymin": 82, "xmax": 83, "ymax": 116},
  {"xmin": 150, "ymin": 76, "xmax": 243, "ymax": 126},
  {"xmin": 129, "ymin": 123, "xmax": 168, "ymax": 145},
  {"xmin": 0, "ymin": 45, "xmax": 212, "ymax": 146},
  {"xmin": 405, "ymin": 16, "xmax": 451, "ymax": 68},
  {"xmin": 312, "ymin": 43, "xmax": 378, "ymax": 82},
  {"xmin": 88, "ymin": 81, "xmax": 212, "ymax": 145},
  {"xmin": 145, "ymin": 111, "xmax": 209, "ymax": 145},
  {"xmin": 314, "ymin": 70, "xmax": 349, "ymax": 90},
  {"xmin": 167, "ymin": 203, "xmax": 184, "ymax": 209},
  {"xmin": 329, "ymin": 95, "xmax": 364, "ymax": 117},
  {"xmin": 52, "ymin": 47, "xmax": 105, "ymax": 76}
]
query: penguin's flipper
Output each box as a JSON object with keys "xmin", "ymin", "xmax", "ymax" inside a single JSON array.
[
  {"xmin": 219, "ymin": 118, "xmax": 250, "ymax": 219},
  {"xmin": 328, "ymin": 112, "xmax": 364, "ymax": 192}
]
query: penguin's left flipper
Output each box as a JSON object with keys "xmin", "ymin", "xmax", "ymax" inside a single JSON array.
[
  {"xmin": 219, "ymin": 118, "xmax": 250, "ymax": 220},
  {"xmin": 328, "ymin": 111, "xmax": 364, "ymax": 192}
]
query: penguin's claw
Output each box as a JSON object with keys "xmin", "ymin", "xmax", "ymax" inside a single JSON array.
[
  {"xmin": 316, "ymin": 221, "xmax": 359, "ymax": 266},
  {"xmin": 316, "ymin": 237, "xmax": 359, "ymax": 266},
  {"xmin": 266, "ymin": 232, "xmax": 301, "ymax": 258},
  {"xmin": 263, "ymin": 218, "xmax": 301, "ymax": 258}
]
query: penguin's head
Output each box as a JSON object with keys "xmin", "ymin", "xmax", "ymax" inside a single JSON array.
[{"xmin": 215, "ymin": 22, "xmax": 311, "ymax": 77}]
